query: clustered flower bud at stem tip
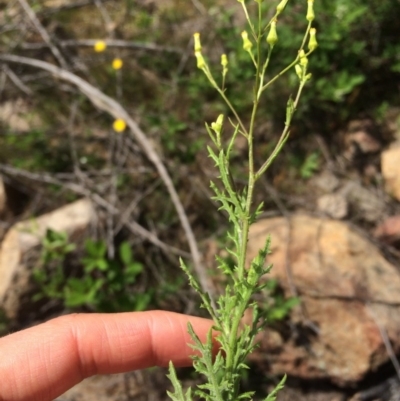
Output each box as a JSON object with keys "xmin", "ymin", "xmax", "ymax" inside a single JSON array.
[
  {"xmin": 267, "ymin": 20, "xmax": 278, "ymax": 46},
  {"xmin": 308, "ymin": 28, "xmax": 318, "ymax": 51}
]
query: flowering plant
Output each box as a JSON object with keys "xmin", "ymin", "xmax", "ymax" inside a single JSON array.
[{"xmin": 168, "ymin": 1, "xmax": 317, "ymax": 400}]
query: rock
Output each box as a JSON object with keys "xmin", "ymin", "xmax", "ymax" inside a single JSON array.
[
  {"xmin": 339, "ymin": 181, "xmax": 386, "ymax": 223},
  {"xmin": 381, "ymin": 106, "xmax": 400, "ymax": 142},
  {"xmin": 0, "ymin": 99, "xmax": 41, "ymax": 132},
  {"xmin": 350, "ymin": 376, "xmax": 400, "ymax": 401},
  {"xmin": 312, "ymin": 171, "xmax": 340, "ymax": 193},
  {"xmin": 382, "ymin": 144, "xmax": 400, "ymax": 201},
  {"xmin": 343, "ymin": 119, "xmax": 382, "ymax": 160},
  {"xmin": 0, "ymin": 199, "xmax": 95, "ymax": 319},
  {"xmin": 317, "ymin": 193, "xmax": 348, "ymax": 219},
  {"xmin": 347, "ymin": 131, "xmax": 381, "ymax": 154},
  {"xmin": 374, "ymin": 215, "xmax": 400, "ymax": 245},
  {"xmin": 247, "ymin": 215, "xmax": 400, "ymax": 385},
  {"xmin": 56, "ymin": 369, "xmax": 168, "ymax": 401},
  {"xmin": 56, "ymin": 373, "xmax": 139, "ymax": 401}
]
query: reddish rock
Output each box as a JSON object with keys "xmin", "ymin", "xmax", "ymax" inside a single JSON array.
[
  {"xmin": 343, "ymin": 119, "xmax": 381, "ymax": 159},
  {"xmin": 317, "ymin": 193, "xmax": 348, "ymax": 219},
  {"xmin": 247, "ymin": 215, "xmax": 400, "ymax": 385},
  {"xmin": 374, "ymin": 215, "xmax": 400, "ymax": 244},
  {"xmin": 382, "ymin": 144, "xmax": 400, "ymax": 201}
]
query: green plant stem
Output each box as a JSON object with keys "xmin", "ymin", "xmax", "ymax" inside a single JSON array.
[
  {"xmin": 203, "ymin": 65, "xmax": 249, "ymax": 136},
  {"xmin": 256, "ymin": 79, "xmax": 307, "ymax": 180},
  {"xmin": 224, "ymin": 292, "xmax": 252, "ymax": 398},
  {"xmin": 217, "ymin": 88, "xmax": 249, "ymax": 137},
  {"xmin": 240, "ymin": 2, "xmax": 255, "ymax": 37},
  {"xmin": 257, "ymin": 47, "xmax": 273, "ymax": 101},
  {"xmin": 223, "ymin": 6, "xmax": 266, "ymax": 395}
]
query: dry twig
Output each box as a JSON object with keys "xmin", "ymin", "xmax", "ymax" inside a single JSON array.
[
  {"xmin": 20, "ymin": 39, "xmax": 182, "ymax": 53},
  {"xmin": 17, "ymin": 0, "xmax": 68, "ymax": 69},
  {"xmin": 0, "ymin": 163, "xmax": 190, "ymax": 259}
]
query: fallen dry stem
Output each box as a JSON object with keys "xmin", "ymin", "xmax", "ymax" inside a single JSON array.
[{"xmin": 0, "ymin": 163, "xmax": 190, "ymax": 259}]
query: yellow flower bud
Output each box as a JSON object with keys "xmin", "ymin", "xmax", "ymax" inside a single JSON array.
[
  {"xmin": 193, "ymin": 32, "xmax": 202, "ymax": 52},
  {"xmin": 306, "ymin": 0, "xmax": 315, "ymax": 22},
  {"xmin": 276, "ymin": 0, "xmax": 288, "ymax": 13},
  {"xmin": 94, "ymin": 40, "xmax": 107, "ymax": 52},
  {"xmin": 113, "ymin": 118, "xmax": 126, "ymax": 132},
  {"xmin": 221, "ymin": 54, "xmax": 228, "ymax": 76},
  {"xmin": 308, "ymin": 28, "xmax": 318, "ymax": 51},
  {"xmin": 211, "ymin": 114, "xmax": 224, "ymax": 135},
  {"xmin": 266, "ymin": 20, "xmax": 278, "ymax": 46},
  {"xmin": 299, "ymin": 50, "xmax": 308, "ymax": 67},
  {"xmin": 112, "ymin": 58, "xmax": 123, "ymax": 70},
  {"xmin": 221, "ymin": 54, "xmax": 228, "ymax": 68},
  {"xmin": 195, "ymin": 51, "xmax": 206, "ymax": 69},
  {"xmin": 241, "ymin": 31, "xmax": 253, "ymax": 51},
  {"xmin": 295, "ymin": 64, "xmax": 303, "ymax": 79}
]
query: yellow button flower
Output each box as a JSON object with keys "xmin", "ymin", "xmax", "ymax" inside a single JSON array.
[
  {"xmin": 112, "ymin": 58, "xmax": 123, "ymax": 70},
  {"xmin": 94, "ymin": 40, "xmax": 107, "ymax": 52},
  {"xmin": 113, "ymin": 118, "xmax": 126, "ymax": 132}
]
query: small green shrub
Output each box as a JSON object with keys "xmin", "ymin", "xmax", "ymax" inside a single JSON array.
[
  {"xmin": 33, "ymin": 229, "xmax": 151, "ymax": 312},
  {"xmin": 0, "ymin": 130, "xmax": 72, "ymax": 172}
]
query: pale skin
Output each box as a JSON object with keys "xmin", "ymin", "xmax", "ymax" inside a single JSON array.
[{"xmin": 0, "ymin": 310, "xmax": 215, "ymax": 401}]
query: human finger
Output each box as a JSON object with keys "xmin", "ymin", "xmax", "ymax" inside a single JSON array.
[{"xmin": 0, "ymin": 310, "xmax": 215, "ymax": 401}]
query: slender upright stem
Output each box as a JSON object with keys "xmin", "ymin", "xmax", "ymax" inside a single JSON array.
[{"xmin": 224, "ymin": 4, "xmax": 266, "ymax": 397}]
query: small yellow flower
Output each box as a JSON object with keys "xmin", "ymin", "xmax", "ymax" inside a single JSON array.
[
  {"xmin": 112, "ymin": 58, "xmax": 123, "ymax": 70},
  {"xmin": 94, "ymin": 40, "xmax": 107, "ymax": 52},
  {"xmin": 113, "ymin": 118, "xmax": 126, "ymax": 132}
]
